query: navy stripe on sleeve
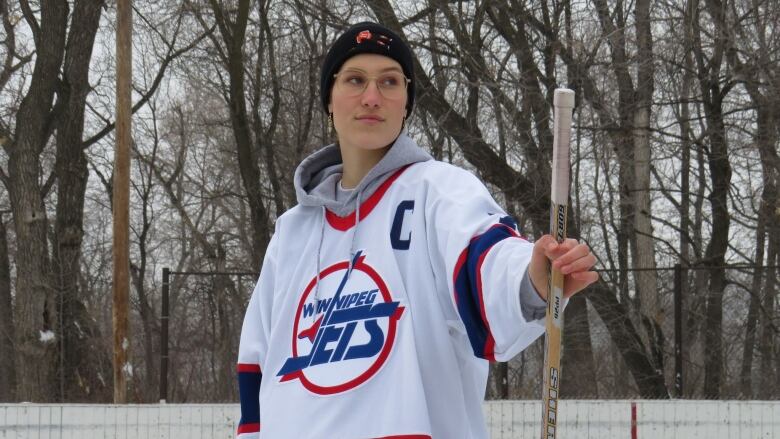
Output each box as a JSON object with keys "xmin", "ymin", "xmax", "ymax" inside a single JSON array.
[
  {"xmin": 237, "ymin": 363, "xmax": 262, "ymax": 434},
  {"xmin": 452, "ymin": 217, "xmax": 520, "ymax": 361}
]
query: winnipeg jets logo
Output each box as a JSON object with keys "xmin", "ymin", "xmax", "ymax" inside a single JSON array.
[{"xmin": 277, "ymin": 251, "xmax": 404, "ymax": 395}]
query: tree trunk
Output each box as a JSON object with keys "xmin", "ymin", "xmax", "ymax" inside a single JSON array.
[
  {"xmin": 586, "ymin": 282, "xmax": 668, "ymax": 397},
  {"xmin": 758, "ymin": 230, "xmax": 778, "ymax": 398},
  {"xmin": 739, "ymin": 105, "xmax": 776, "ymax": 398},
  {"xmin": 131, "ymin": 261, "xmax": 158, "ymax": 401},
  {"xmin": 700, "ymin": 96, "xmax": 730, "ymax": 399},
  {"xmin": 561, "ymin": 293, "xmax": 597, "ymax": 398},
  {"xmin": 678, "ymin": 0, "xmax": 695, "ymax": 397},
  {"xmin": 0, "ymin": 218, "xmax": 16, "ymax": 402},
  {"xmin": 253, "ymin": 1, "xmax": 285, "ymax": 218},
  {"xmin": 9, "ymin": 0, "xmax": 69, "ymax": 402},
  {"xmin": 690, "ymin": 0, "xmax": 732, "ymax": 399},
  {"xmin": 739, "ymin": 201, "xmax": 764, "ymax": 397},
  {"xmin": 686, "ymin": 143, "xmax": 709, "ymax": 395},
  {"xmin": 131, "ymin": 152, "xmax": 159, "ymax": 402},
  {"xmin": 53, "ymin": 0, "xmax": 109, "ymax": 402},
  {"xmin": 592, "ymin": 0, "xmax": 665, "ymax": 391},
  {"xmin": 207, "ymin": 0, "xmax": 270, "ymax": 269},
  {"xmin": 213, "ymin": 238, "xmax": 235, "ymax": 402},
  {"xmin": 632, "ymin": 0, "xmax": 663, "ymax": 379}
]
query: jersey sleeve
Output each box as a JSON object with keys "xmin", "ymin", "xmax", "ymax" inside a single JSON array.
[
  {"xmin": 424, "ymin": 166, "xmax": 546, "ymax": 362},
  {"xmin": 236, "ymin": 232, "xmax": 278, "ymax": 438}
]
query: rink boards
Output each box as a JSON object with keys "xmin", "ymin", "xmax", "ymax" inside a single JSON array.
[{"xmin": 1, "ymin": 400, "xmax": 778, "ymax": 438}]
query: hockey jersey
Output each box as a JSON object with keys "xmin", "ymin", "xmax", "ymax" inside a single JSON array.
[{"xmin": 237, "ymin": 134, "xmax": 547, "ymax": 439}]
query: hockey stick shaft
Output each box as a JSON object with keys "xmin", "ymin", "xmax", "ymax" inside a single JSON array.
[{"xmin": 541, "ymin": 88, "xmax": 575, "ymax": 439}]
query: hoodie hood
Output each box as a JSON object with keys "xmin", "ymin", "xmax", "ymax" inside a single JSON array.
[{"xmin": 294, "ymin": 133, "xmax": 432, "ymax": 217}]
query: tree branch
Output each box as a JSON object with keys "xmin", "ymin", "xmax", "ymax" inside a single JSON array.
[{"xmin": 81, "ymin": 24, "xmax": 214, "ymax": 149}]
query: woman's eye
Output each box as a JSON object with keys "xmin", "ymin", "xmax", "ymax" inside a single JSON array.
[
  {"xmin": 346, "ymin": 75, "xmax": 366, "ymax": 85},
  {"xmin": 380, "ymin": 76, "xmax": 400, "ymax": 87}
]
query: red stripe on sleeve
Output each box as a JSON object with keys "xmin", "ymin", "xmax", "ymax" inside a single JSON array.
[
  {"xmin": 236, "ymin": 363, "xmax": 261, "ymax": 373},
  {"xmin": 237, "ymin": 422, "xmax": 261, "ymax": 434}
]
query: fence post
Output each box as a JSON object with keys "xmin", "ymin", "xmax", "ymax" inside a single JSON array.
[
  {"xmin": 674, "ymin": 263, "xmax": 683, "ymax": 398},
  {"xmin": 160, "ymin": 267, "xmax": 170, "ymax": 403}
]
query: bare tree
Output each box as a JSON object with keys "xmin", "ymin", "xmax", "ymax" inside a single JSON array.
[
  {"xmin": 185, "ymin": 0, "xmax": 271, "ymax": 270},
  {"xmin": 691, "ymin": 0, "xmax": 734, "ymax": 398}
]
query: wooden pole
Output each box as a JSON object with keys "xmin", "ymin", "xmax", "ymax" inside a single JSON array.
[{"xmin": 113, "ymin": 0, "xmax": 132, "ymax": 404}]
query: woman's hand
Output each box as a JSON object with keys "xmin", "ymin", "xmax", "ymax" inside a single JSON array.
[{"xmin": 528, "ymin": 235, "xmax": 599, "ymax": 301}]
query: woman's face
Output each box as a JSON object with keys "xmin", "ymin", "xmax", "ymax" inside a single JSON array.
[{"xmin": 328, "ymin": 54, "xmax": 408, "ymax": 154}]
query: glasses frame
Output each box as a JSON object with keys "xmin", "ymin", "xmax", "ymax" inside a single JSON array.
[{"xmin": 332, "ymin": 71, "xmax": 411, "ymax": 100}]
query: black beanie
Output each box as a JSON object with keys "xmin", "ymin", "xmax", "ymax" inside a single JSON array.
[{"xmin": 320, "ymin": 22, "xmax": 415, "ymax": 114}]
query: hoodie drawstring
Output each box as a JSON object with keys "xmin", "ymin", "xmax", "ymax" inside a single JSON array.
[
  {"xmin": 315, "ymin": 186, "xmax": 364, "ymax": 307},
  {"xmin": 347, "ymin": 189, "xmax": 364, "ymax": 278},
  {"xmin": 315, "ymin": 187, "xmax": 362, "ymax": 302},
  {"xmin": 314, "ymin": 206, "xmax": 326, "ymax": 302}
]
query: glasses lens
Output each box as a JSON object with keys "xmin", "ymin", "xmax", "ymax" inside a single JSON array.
[
  {"xmin": 336, "ymin": 72, "xmax": 368, "ymax": 97},
  {"xmin": 335, "ymin": 71, "xmax": 408, "ymax": 100},
  {"xmin": 376, "ymin": 73, "xmax": 406, "ymax": 100}
]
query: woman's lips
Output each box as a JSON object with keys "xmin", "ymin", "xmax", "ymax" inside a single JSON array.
[{"xmin": 356, "ymin": 115, "xmax": 384, "ymax": 124}]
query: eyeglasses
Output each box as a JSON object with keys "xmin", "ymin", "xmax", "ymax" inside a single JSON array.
[{"xmin": 333, "ymin": 70, "xmax": 410, "ymax": 100}]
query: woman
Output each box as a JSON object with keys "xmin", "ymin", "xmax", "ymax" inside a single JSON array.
[{"xmin": 237, "ymin": 22, "xmax": 598, "ymax": 439}]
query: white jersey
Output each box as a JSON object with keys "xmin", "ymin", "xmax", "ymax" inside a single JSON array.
[{"xmin": 237, "ymin": 158, "xmax": 547, "ymax": 439}]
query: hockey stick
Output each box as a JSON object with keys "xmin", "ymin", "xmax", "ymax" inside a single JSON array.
[{"xmin": 540, "ymin": 88, "xmax": 575, "ymax": 439}]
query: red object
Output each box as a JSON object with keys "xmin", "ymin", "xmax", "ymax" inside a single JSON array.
[
  {"xmin": 237, "ymin": 422, "xmax": 260, "ymax": 434},
  {"xmin": 297, "ymin": 315, "xmax": 323, "ymax": 342},
  {"xmin": 236, "ymin": 363, "xmax": 261, "ymax": 373},
  {"xmin": 631, "ymin": 401, "xmax": 637, "ymax": 439},
  {"xmin": 356, "ymin": 30, "xmax": 372, "ymax": 44}
]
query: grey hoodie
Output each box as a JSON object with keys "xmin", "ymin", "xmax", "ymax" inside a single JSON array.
[{"xmin": 294, "ymin": 133, "xmax": 432, "ymax": 215}]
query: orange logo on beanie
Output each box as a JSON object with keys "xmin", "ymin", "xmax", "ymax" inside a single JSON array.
[
  {"xmin": 356, "ymin": 30, "xmax": 372, "ymax": 44},
  {"xmin": 356, "ymin": 29, "xmax": 393, "ymax": 47}
]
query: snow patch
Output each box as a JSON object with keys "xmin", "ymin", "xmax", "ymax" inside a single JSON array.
[
  {"xmin": 39, "ymin": 330, "xmax": 56, "ymax": 343},
  {"xmin": 123, "ymin": 362, "xmax": 133, "ymax": 377}
]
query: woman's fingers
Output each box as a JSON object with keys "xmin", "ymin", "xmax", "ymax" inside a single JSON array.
[
  {"xmin": 541, "ymin": 238, "xmax": 599, "ymax": 298},
  {"xmin": 548, "ymin": 240, "xmax": 590, "ymax": 270},
  {"xmin": 559, "ymin": 250, "xmax": 597, "ymax": 274}
]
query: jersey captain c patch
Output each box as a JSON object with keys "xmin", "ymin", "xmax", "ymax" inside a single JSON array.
[
  {"xmin": 390, "ymin": 200, "xmax": 414, "ymax": 250},
  {"xmin": 278, "ymin": 251, "xmax": 405, "ymax": 395}
]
